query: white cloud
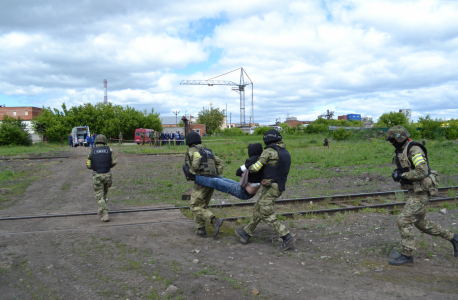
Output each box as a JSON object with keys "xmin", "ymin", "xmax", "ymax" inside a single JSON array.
[{"xmin": 0, "ymin": 0, "xmax": 457, "ymax": 124}]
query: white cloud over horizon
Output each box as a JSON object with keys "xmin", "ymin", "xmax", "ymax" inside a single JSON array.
[{"xmin": 1, "ymin": 0, "xmax": 457, "ymax": 125}]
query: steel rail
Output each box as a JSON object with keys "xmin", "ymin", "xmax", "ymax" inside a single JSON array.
[
  {"xmin": 0, "ymin": 186, "xmax": 456, "ymax": 221},
  {"xmin": 0, "ymin": 156, "xmax": 70, "ymax": 161},
  {"xmin": 221, "ymin": 196, "xmax": 458, "ymax": 221}
]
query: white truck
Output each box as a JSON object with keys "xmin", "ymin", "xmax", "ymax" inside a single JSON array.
[{"xmin": 71, "ymin": 126, "xmax": 91, "ymax": 147}]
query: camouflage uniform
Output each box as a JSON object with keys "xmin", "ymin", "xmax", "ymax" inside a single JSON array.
[
  {"xmin": 86, "ymin": 142, "xmax": 118, "ymax": 217},
  {"xmin": 394, "ymin": 140, "xmax": 453, "ymax": 256},
  {"xmin": 118, "ymin": 133, "xmax": 123, "ymax": 145},
  {"xmin": 140, "ymin": 132, "xmax": 145, "ymax": 145},
  {"xmin": 149, "ymin": 131, "xmax": 154, "ymax": 145},
  {"xmin": 244, "ymin": 141, "xmax": 289, "ymax": 237},
  {"xmin": 386, "ymin": 126, "xmax": 453, "ymax": 257},
  {"xmin": 186, "ymin": 145, "xmax": 223, "ymax": 229}
]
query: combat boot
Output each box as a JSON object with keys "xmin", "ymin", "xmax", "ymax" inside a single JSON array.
[
  {"xmin": 278, "ymin": 233, "xmax": 295, "ymax": 251},
  {"xmin": 182, "ymin": 163, "xmax": 196, "ymax": 181},
  {"xmin": 235, "ymin": 227, "xmax": 250, "ymax": 244},
  {"xmin": 196, "ymin": 227, "xmax": 207, "ymax": 238},
  {"xmin": 101, "ymin": 214, "xmax": 110, "ymax": 222},
  {"xmin": 388, "ymin": 254, "xmax": 413, "ymax": 266},
  {"xmin": 450, "ymin": 234, "xmax": 458, "ymax": 257},
  {"xmin": 211, "ymin": 217, "xmax": 224, "ymax": 238}
]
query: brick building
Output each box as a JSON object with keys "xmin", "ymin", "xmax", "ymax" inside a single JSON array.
[
  {"xmin": 0, "ymin": 106, "xmax": 43, "ymax": 143},
  {"xmin": 0, "ymin": 106, "xmax": 42, "ymax": 121},
  {"xmin": 160, "ymin": 115, "xmax": 207, "ymax": 136}
]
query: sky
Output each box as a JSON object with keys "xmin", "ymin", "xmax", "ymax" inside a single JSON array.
[{"xmin": 1, "ymin": 0, "xmax": 457, "ymax": 125}]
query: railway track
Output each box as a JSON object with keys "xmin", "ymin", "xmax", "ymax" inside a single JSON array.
[{"xmin": 1, "ymin": 186, "xmax": 456, "ymax": 222}]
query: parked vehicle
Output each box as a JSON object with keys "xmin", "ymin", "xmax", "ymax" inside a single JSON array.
[
  {"xmin": 134, "ymin": 128, "xmax": 155, "ymax": 144},
  {"xmin": 71, "ymin": 126, "xmax": 90, "ymax": 147},
  {"xmin": 250, "ymin": 126, "xmax": 257, "ymax": 134}
]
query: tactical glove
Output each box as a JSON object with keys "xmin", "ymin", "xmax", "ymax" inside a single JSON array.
[{"xmin": 391, "ymin": 169, "xmax": 403, "ymax": 182}]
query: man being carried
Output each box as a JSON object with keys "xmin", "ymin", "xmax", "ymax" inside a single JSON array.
[{"xmin": 184, "ymin": 143, "xmax": 263, "ymax": 200}]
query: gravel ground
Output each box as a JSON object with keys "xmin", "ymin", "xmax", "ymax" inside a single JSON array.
[{"xmin": 1, "ymin": 146, "xmax": 457, "ymax": 300}]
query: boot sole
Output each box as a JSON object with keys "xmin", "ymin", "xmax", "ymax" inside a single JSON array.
[
  {"xmin": 388, "ymin": 259, "xmax": 413, "ymax": 266},
  {"xmin": 235, "ymin": 229, "xmax": 249, "ymax": 244},
  {"xmin": 278, "ymin": 237, "xmax": 295, "ymax": 251},
  {"xmin": 213, "ymin": 219, "xmax": 224, "ymax": 238}
]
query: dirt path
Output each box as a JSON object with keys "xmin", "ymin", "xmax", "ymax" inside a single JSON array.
[{"xmin": 1, "ymin": 147, "xmax": 458, "ymax": 299}]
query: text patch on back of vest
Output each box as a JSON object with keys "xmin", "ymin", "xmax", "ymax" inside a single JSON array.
[{"xmin": 94, "ymin": 149, "xmax": 109, "ymax": 154}]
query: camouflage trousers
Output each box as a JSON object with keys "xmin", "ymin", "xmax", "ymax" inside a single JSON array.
[
  {"xmin": 245, "ymin": 183, "xmax": 289, "ymax": 237},
  {"xmin": 93, "ymin": 172, "xmax": 112, "ymax": 215},
  {"xmin": 398, "ymin": 190, "xmax": 453, "ymax": 256},
  {"xmin": 190, "ymin": 184, "xmax": 215, "ymax": 229}
]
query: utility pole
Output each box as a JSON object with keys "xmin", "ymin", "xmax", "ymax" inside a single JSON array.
[
  {"xmin": 173, "ymin": 111, "xmax": 180, "ymax": 126},
  {"xmin": 230, "ymin": 113, "xmax": 231, "ymax": 128}
]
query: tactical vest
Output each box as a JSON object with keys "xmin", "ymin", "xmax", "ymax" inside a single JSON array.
[
  {"xmin": 394, "ymin": 141, "xmax": 438, "ymax": 194},
  {"xmin": 186, "ymin": 145, "xmax": 217, "ymax": 177},
  {"xmin": 262, "ymin": 145, "xmax": 291, "ymax": 192},
  {"xmin": 91, "ymin": 146, "xmax": 112, "ymax": 174}
]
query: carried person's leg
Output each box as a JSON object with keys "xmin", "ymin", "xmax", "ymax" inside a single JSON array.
[{"xmin": 195, "ymin": 175, "xmax": 254, "ymax": 200}]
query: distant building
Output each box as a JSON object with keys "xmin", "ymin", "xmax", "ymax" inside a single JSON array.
[
  {"xmin": 346, "ymin": 114, "xmax": 361, "ymax": 122},
  {"xmin": 0, "ymin": 106, "xmax": 43, "ymax": 143},
  {"xmin": 338, "ymin": 115, "xmax": 347, "ymax": 121},
  {"xmin": 284, "ymin": 116, "xmax": 313, "ymax": 127}
]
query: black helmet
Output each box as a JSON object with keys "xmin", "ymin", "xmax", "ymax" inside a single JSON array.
[
  {"xmin": 186, "ymin": 132, "xmax": 201, "ymax": 146},
  {"xmin": 94, "ymin": 134, "xmax": 107, "ymax": 144},
  {"xmin": 263, "ymin": 129, "xmax": 282, "ymax": 145}
]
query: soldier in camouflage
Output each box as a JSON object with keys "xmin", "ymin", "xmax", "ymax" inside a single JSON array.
[
  {"xmin": 86, "ymin": 134, "xmax": 117, "ymax": 222},
  {"xmin": 149, "ymin": 130, "xmax": 155, "ymax": 146},
  {"xmin": 386, "ymin": 126, "xmax": 458, "ymax": 265},
  {"xmin": 140, "ymin": 131, "xmax": 145, "ymax": 145},
  {"xmin": 235, "ymin": 129, "xmax": 295, "ymax": 251},
  {"xmin": 184, "ymin": 132, "xmax": 224, "ymax": 238},
  {"xmin": 118, "ymin": 132, "xmax": 123, "ymax": 145}
]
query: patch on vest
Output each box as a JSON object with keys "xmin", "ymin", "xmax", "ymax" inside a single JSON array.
[{"xmin": 94, "ymin": 149, "xmax": 109, "ymax": 154}]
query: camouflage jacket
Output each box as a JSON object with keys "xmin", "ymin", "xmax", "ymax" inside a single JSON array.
[
  {"xmin": 397, "ymin": 141, "xmax": 429, "ymax": 181},
  {"xmin": 118, "ymin": 133, "xmax": 123, "ymax": 139},
  {"xmin": 248, "ymin": 141, "xmax": 285, "ymax": 178},
  {"xmin": 86, "ymin": 145, "xmax": 118, "ymax": 170},
  {"xmin": 140, "ymin": 133, "xmax": 145, "ymax": 139},
  {"xmin": 186, "ymin": 145, "xmax": 223, "ymax": 175}
]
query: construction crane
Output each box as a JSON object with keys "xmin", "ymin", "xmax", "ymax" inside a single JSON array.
[
  {"xmin": 180, "ymin": 68, "xmax": 253, "ymax": 126},
  {"xmin": 319, "ymin": 109, "xmax": 335, "ymax": 120}
]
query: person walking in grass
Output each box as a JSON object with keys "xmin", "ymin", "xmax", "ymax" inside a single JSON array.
[
  {"xmin": 385, "ymin": 126, "xmax": 458, "ymax": 266},
  {"xmin": 118, "ymin": 132, "xmax": 123, "ymax": 145}
]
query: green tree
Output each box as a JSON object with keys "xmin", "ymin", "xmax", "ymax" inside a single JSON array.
[
  {"xmin": 32, "ymin": 103, "xmax": 162, "ymax": 142},
  {"xmin": 417, "ymin": 115, "xmax": 443, "ymax": 140},
  {"xmin": 0, "ymin": 115, "xmax": 32, "ymax": 146},
  {"xmin": 197, "ymin": 107, "xmax": 225, "ymax": 134},
  {"xmin": 376, "ymin": 112, "xmax": 409, "ymax": 127},
  {"xmin": 222, "ymin": 127, "xmax": 245, "ymax": 136},
  {"xmin": 253, "ymin": 126, "xmax": 272, "ymax": 135},
  {"xmin": 332, "ymin": 128, "xmax": 352, "ymax": 141}
]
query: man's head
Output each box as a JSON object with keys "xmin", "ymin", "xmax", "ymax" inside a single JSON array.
[
  {"xmin": 94, "ymin": 134, "xmax": 107, "ymax": 145},
  {"xmin": 186, "ymin": 132, "xmax": 201, "ymax": 146},
  {"xmin": 386, "ymin": 126, "xmax": 410, "ymax": 149},
  {"xmin": 263, "ymin": 129, "xmax": 282, "ymax": 145}
]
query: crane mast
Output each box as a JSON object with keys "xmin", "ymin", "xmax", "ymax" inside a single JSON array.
[{"xmin": 180, "ymin": 68, "xmax": 253, "ymax": 126}]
